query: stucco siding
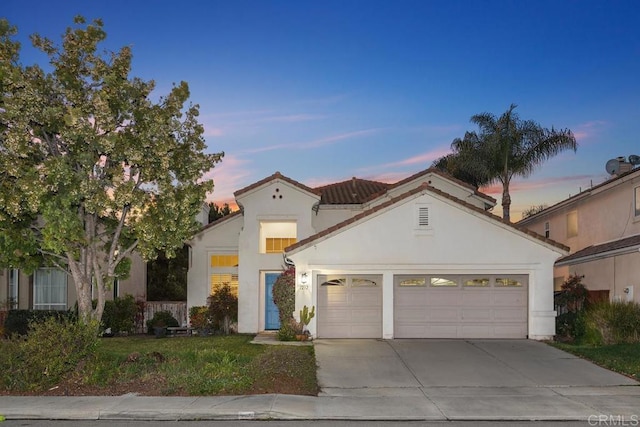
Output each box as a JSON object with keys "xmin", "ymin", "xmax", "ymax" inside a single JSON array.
[{"xmin": 289, "ymin": 191, "xmax": 563, "ymax": 339}]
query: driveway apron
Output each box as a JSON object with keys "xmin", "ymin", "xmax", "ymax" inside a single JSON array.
[{"xmin": 314, "ymin": 338, "xmax": 638, "ymax": 393}]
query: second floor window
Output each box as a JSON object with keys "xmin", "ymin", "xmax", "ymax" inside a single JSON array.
[
  {"xmin": 259, "ymin": 221, "xmax": 297, "ymax": 253},
  {"xmin": 544, "ymin": 221, "xmax": 550, "ymax": 238},
  {"xmin": 635, "ymin": 186, "xmax": 640, "ymax": 218}
]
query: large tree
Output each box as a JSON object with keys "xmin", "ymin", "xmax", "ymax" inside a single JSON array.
[
  {"xmin": 0, "ymin": 17, "xmax": 223, "ymax": 323},
  {"xmin": 434, "ymin": 104, "xmax": 577, "ymax": 222}
]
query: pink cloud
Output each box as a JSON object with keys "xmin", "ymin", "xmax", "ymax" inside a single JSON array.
[
  {"xmin": 571, "ymin": 120, "xmax": 608, "ymax": 142},
  {"xmin": 202, "ymin": 154, "xmax": 252, "ymax": 205},
  {"xmin": 356, "ymin": 147, "xmax": 452, "ymax": 174},
  {"xmin": 203, "ymin": 126, "xmax": 224, "ymax": 137}
]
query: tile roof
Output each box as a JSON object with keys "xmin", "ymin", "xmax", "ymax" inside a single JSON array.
[
  {"xmin": 392, "ymin": 167, "xmax": 497, "ymax": 204},
  {"xmin": 315, "ymin": 177, "xmax": 391, "ymax": 204},
  {"xmin": 556, "ymin": 234, "xmax": 640, "ymax": 265},
  {"xmin": 285, "ymin": 183, "xmax": 568, "ymax": 255},
  {"xmin": 192, "ymin": 209, "xmax": 242, "ymax": 237},
  {"xmin": 234, "ymin": 171, "xmax": 319, "ymax": 198}
]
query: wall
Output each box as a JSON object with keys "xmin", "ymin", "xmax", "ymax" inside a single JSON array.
[
  {"xmin": 569, "ymin": 251, "xmax": 640, "ymax": 304},
  {"xmin": 187, "ymin": 214, "xmax": 242, "ymax": 312},
  {"xmin": 235, "ymin": 179, "xmax": 319, "ymax": 333},
  {"xmin": 289, "ymin": 189, "xmax": 564, "ymax": 339}
]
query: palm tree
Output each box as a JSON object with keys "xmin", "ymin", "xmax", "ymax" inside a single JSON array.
[{"xmin": 435, "ymin": 104, "xmax": 577, "ymax": 222}]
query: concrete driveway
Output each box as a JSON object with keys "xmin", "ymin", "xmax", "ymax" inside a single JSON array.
[{"xmin": 314, "ymin": 339, "xmax": 639, "ymax": 420}]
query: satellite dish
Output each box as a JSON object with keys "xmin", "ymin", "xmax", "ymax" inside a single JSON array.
[
  {"xmin": 629, "ymin": 155, "xmax": 640, "ymax": 165},
  {"xmin": 605, "ymin": 159, "xmax": 620, "ymax": 175}
]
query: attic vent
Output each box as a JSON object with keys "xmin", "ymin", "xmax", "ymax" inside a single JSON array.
[{"xmin": 418, "ymin": 207, "xmax": 429, "ymax": 226}]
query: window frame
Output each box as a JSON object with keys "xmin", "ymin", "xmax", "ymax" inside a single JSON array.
[
  {"xmin": 209, "ymin": 252, "xmax": 239, "ymax": 296},
  {"xmin": 544, "ymin": 221, "xmax": 550, "ymax": 238},
  {"xmin": 8, "ymin": 268, "xmax": 19, "ymax": 309},
  {"xmin": 33, "ymin": 268, "xmax": 68, "ymax": 311},
  {"xmin": 635, "ymin": 186, "xmax": 640, "ymax": 218}
]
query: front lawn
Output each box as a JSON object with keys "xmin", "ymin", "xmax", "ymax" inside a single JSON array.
[
  {"xmin": 2, "ymin": 334, "xmax": 318, "ymax": 396},
  {"xmin": 551, "ymin": 342, "xmax": 640, "ymax": 381}
]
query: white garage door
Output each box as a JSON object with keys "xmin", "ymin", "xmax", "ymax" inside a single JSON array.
[
  {"xmin": 395, "ymin": 274, "xmax": 528, "ymax": 339},
  {"xmin": 318, "ymin": 274, "xmax": 382, "ymax": 338}
]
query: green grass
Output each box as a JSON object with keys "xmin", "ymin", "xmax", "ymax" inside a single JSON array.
[
  {"xmin": 71, "ymin": 334, "xmax": 318, "ymax": 396},
  {"xmin": 551, "ymin": 342, "xmax": 640, "ymax": 381}
]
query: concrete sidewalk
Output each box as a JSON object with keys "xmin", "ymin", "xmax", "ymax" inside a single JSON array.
[{"xmin": 1, "ymin": 387, "xmax": 639, "ymax": 421}]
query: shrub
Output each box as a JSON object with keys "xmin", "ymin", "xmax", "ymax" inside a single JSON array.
[
  {"xmin": 146, "ymin": 310, "xmax": 179, "ymax": 334},
  {"xmin": 0, "ymin": 317, "xmax": 99, "ymax": 391},
  {"xmin": 272, "ymin": 267, "xmax": 295, "ymax": 323},
  {"xmin": 276, "ymin": 318, "xmax": 298, "ymax": 341},
  {"xmin": 189, "ymin": 306, "xmax": 211, "ymax": 330},
  {"xmin": 208, "ymin": 284, "xmax": 238, "ymax": 335},
  {"xmin": 4, "ymin": 309, "xmax": 77, "ymax": 337},
  {"xmin": 581, "ymin": 301, "xmax": 640, "ymax": 345},
  {"xmin": 554, "ymin": 274, "xmax": 589, "ymax": 341},
  {"xmin": 101, "ymin": 295, "xmax": 138, "ymax": 335}
]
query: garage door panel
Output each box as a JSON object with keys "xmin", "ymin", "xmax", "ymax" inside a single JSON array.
[
  {"xmin": 462, "ymin": 292, "xmax": 491, "ymax": 305},
  {"xmin": 426, "ymin": 292, "xmax": 460, "ymax": 305},
  {"xmin": 395, "ymin": 275, "xmax": 528, "ymax": 339},
  {"xmin": 323, "ymin": 289, "xmax": 348, "ymax": 305},
  {"xmin": 351, "ymin": 292, "xmax": 381, "ymax": 306},
  {"xmin": 319, "ymin": 309, "xmax": 351, "ymax": 323},
  {"xmin": 427, "ymin": 308, "xmax": 459, "ymax": 321},
  {"xmin": 493, "ymin": 308, "xmax": 527, "ymax": 321},
  {"xmin": 462, "ymin": 308, "xmax": 492, "ymax": 321},
  {"xmin": 318, "ymin": 275, "xmax": 382, "ymax": 338},
  {"xmin": 396, "ymin": 308, "xmax": 428, "ymax": 322},
  {"xmin": 493, "ymin": 292, "xmax": 526, "ymax": 305}
]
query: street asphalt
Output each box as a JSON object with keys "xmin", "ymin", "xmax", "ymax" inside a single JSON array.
[{"xmin": 0, "ymin": 338, "xmax": 638, "ymax": 421}]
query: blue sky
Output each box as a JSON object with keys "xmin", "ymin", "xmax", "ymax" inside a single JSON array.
[{"xmin": 5, "ymin": 1, "xmax": 640, "ymax": 220}]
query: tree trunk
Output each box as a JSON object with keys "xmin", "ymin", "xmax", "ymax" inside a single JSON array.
[{"xmin": 502, "ymin": 186, "xmax": 511, "ymax": 222}]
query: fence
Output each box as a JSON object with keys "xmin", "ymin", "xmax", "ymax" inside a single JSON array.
[{"xmin": 141, "ymin": 301, "xmax": 187, "ymax": 333}]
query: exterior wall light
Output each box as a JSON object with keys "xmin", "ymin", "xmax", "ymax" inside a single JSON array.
[{"xmin": 299, "ymin": 272, "xmax": 309, "ymax": 290}]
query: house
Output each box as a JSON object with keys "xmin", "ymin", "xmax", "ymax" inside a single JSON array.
[
  {"xmin": 0, "ymin": 254, "xmax": 146, "ymax": 311},
  {"xmin": 187, "ymin": 168, "xmax": 568, "ymax": 339},
  {"xmin": 518, "ymin": 156, "xmax": 640, "ymax": 304}
]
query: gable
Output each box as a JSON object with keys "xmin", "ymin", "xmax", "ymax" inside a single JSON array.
[{"xmin": 287, "ymin": 185, "xmax": 567, "ymax": 265}]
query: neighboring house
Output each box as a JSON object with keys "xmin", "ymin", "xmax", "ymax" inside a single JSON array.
[
  {"xmin": 188, "ymin": 167, "xmax": 567, "ymax": 340},
  {"xmin": 518, "ymin": 157, "xmax": 640, "ymax": 304},
  {"xmin": 0, "ymin": 253, "xmax": 147, "ymax": 311}
]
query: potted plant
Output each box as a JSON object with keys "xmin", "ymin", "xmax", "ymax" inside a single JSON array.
[
  {"xmin": 146, "ymin": 310, "xmax": 179, "ymax": 338},
  {"xmin": 297, "ymin": 305, "xmax": 315, "ymax": 341}
]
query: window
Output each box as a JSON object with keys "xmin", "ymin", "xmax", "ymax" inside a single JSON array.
[
  {"xmin": 399, "ymin": 278, "xmax": 427, "ymax": 287},
  {"xmin": 210, "ymin": 254, "xmax": 239, "ymax": 268},
  {"xmin": 352, "ymin": 277, "xmax": 378, "ymax": 287},
  {"xmin": 320, "ymin": 278, "xmax": 346, "ymax": 286},
  {"xmin": 8, "ymin": 268, "xmax": 18, "ymax": 309},
  {"xmin": 430, "ymin": 277, "xmax": 458, "ymax": 287},
  {"xmin": 544, "ymin": 221, "xmax": 550, "ymax": 238},
  {"xmin": 34, "ymin": 268, "xmax": 67, "ymax": 310},
  {"xmin": 566, "ymin": 210, "xmax": 578, "ymax": 238},
  {"xmin": 210, "ymin": 273, "xmax": 239, "ymax": 296},
  {"xmin": 259, "ymin": 221, "xmax": 297, "ymax": 253},
  {"xmin": 463, "ymin": 278, "xmax": 490, "ymax": 287},
  {"xmin": 635, "ymin": 186, "xmax": 640, "ymax": 218},
  {"xmin": 495, "ymin": 277, "xmax": 524, "ymax": 287},
  {"xmin": 209, "ymin": 253, "xmax": 239, "ymax": 296},
  {"xmin": 265, "ymin": 237, "xmax": 297, "ymax": 253}
]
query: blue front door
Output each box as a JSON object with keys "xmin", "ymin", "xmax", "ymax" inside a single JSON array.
[{"xmin": 265, "ymin": 273, "xmax": 281, "ymax": 330}]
